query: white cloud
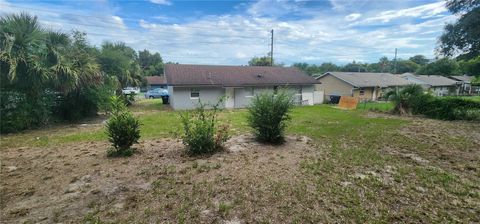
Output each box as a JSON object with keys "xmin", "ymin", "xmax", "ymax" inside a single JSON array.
[
  {"xmin": 329, "ymin": 0, "xmax": 348, "ymax": 11},
  {"xmin": 399, "ymin": 15, "xmax": 457, "ymax": 34},
  {"xmin": 112, "ymin": 16, "xmax": 126, "ymax": 29},
  {"xmin": 345, "ymin": 13, "xmax": 361, "ymax": 21},
  {"xmin": 0, "ymin": 0, "xmax": 454, "ymax": 65},
  {"xmin": 247, "ymin": 0, "xmax": 300, "ymax": 17},
  {"xmin": 149, "ymin": 0, "xmax": 171, "ymax": 5},
  {"xmin": 360, "ymin": 1, "xmax": 447, "ymax": 24}
]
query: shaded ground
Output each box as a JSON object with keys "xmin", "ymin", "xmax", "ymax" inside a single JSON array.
[{"xmin": 1, "ymin": 104, "xmax": 479, "ymax": 223}]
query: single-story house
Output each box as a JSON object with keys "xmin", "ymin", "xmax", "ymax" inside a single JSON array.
[
  {"xmin": 399, "ymin": 73, "xmax": 459, "ymax": 96},
  {"xmin": 449, "ymin": 75, "xmax": 475, "ymax": 95},
  {"xmin": 315, "ymin": 72, "xmax": 412, "ymax": 101},
  {"xmin": 145, "ymin": 76, "xmax": 167, "ymax": 90},
  {"xmin": 165, "ymin": 64, "xmax": 319, "ymax": 110}
]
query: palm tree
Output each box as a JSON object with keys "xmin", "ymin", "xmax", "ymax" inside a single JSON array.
[
  {"xmin": 47, "ymin": 31, "xmax": 102, "ymax": 94},
  {"xmin": 0, "ymin": 13, "xmax": 48, "ymax": 93},
  {"xmin": 385, "ymin": 84, "xmax": 424, "ymax": 115},
  {"xmin": 1, "ymin": 13, "xmax": 103, "ymax": 127}
]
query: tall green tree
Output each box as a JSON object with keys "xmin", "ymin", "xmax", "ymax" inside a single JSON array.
[
  {"xmin": 409, "ymin": 55, "xmax": 429, "ymax": 66},
  {"xmin": 0, "ymin": 13, "xmax": 48, "ymax": 93},
  {"xmin": 292, "ymin": 62, "xmax": 339, "ymax": 76},
  {"xmin": 416, "ymin": 58, "xmax": 460, "ymax": 76},
  {"xmin": 342, "ymin": 61, "xmax": 367, "ymax": 72},
  {"xmin": 98, "ymin": 42, "xmax": 141, "ymax": 88},
  {"xmin": 138, "ymin": 49, "xmax": 164, "ymax": 76},
  {"xmin": 378, "ymin": 56, "xmax": 391, "ymax": 72},
  {"xmin": 248, "ymin": 55, "xmax": 273, "ymax": 66},
  {"xmin": 0, "ymin": 13, "xmax": 52, "ymax": 129},
  {"xmin": 438, "ymin": 0, "xmax": 480, "ymax": 59},
  {"xmin": 458, "ymin": 56, "xmax": 480, "ymax": 76},
  {"xmin": 395, "ymin": 60, "xmax": 420, "ymax": 74},
  {"xmin": 1, "ymin": 13, "xmax": 113, "ymax": 131}
]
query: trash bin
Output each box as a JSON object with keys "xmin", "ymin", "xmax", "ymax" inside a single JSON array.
[
  {"xmin": 329, "ymin": 95, "xmax": 341, "ymax": 104},
  {"xmin": 161, "ymin": 95, "xmax": 169, "ymax": 104}
]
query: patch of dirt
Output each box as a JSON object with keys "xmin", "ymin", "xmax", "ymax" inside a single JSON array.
[
  {"xmin": 0, "ymin": 134, "xmax": 316, "ymax": 223},
  {"xmin": 404, "ymin": 118, "xmax": 479, "ymax": 174},
  {"xmin": 368, "ymin": 111, "xmax": 480, "ymax": 178}
]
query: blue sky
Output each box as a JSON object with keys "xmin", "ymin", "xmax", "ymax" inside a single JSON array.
[{"xmin": 0, "ymin": 0, "xmax": 456, "ymax": 65}]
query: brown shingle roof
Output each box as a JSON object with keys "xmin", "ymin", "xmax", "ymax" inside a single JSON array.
[
  {"xmin": 145, "ymin": 76, "xmax": 166, "ymax": 85},
  {"xmin": 165, "ymin": 64, "xmax": 318, "ymax": 86}
]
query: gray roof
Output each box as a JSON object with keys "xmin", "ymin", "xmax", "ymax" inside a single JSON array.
[
  {"xmin": 317, "ymin": 72, "xmax": 412, "ymax": 88},
  {"xmin": 400, "ymin": 73, "xmax": 459, "ymax": 86},
  {"xmin": 449, "ymin": 75, "xmax": 473, "ymax": 82},
  {"xmin": 165, "ymin": 64, "xmax": 318, "ymax": 86}
]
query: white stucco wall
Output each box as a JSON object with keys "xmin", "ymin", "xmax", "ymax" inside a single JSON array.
[
  {"xmin": 170, "ymin": 87, "xmax": 225, "ymax": 110},
  {"xmin": 170, "ymin": 85, "xmax": 315, "ymax": 110}
]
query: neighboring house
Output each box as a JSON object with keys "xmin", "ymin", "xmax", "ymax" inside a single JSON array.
[
  {"xmin": 315, "ymin": 72, "xmax": 412, "ymax": 101},
  {"xmin": 165, "ymin": 64, "xmax": 319, "ymax": 110},
  {"xmin": 449, "ymin": 75, "xmax": 474, "ymax": 95},
  {"xmin": 145, "ymin": 76, "xmax": 167, "ymax": 90},
  {"xmin": 400, "ymin": 73, "xmax": 459, "ymax": 96}
]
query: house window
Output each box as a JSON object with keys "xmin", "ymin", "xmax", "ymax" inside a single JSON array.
[
  {"xmin": 359, "ymin": 88, "xmax": 365, "ymax": 96},
  {"xmin": 190, "ymin": 88, "xmax": 199, "ymax": 99},
  {"xmin": 246, "ymin": 87, "xmax": 254, "ymax": 97}
]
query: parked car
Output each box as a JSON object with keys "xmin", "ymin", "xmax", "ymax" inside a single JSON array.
[
  {"xmin": 122, "ymin": 87, "xmax": 140, "ymax": 95},
  {"xmin": 145, "ymin": 88, "xmax": 168, "ymax": 99}
]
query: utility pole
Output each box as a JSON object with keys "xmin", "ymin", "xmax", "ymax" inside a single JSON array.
[
  {"xmin": 393, "ymin": 48, "xmax": 398, "ymax": 74},
  {"xmin": 270, "ymin": 29, "xmax": 274, "ymax": 66}
]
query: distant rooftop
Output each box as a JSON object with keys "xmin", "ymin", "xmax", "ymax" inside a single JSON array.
[
  {"xmin": 318, "ymin": 72, "xmax": 412, "ymax": 87},
  {"xmin": 449, "ymin": 75, "xmax": 473, "ymax": 82},
  {"xmin": 400, "ymin": 73, "xmax": 458, "ymax": 86}
]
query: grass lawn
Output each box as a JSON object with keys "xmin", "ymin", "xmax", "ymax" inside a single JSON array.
[
  {"xmin": 1, "ymin": 99, "xmax": 479, "ymax": 223},
  {"xmin": 462, "ymin": 95, "xmax": 480, "ymax": 102},
  {"xmin": 356, "ymin": 101, "xmax": 394, "ymax": 112}
]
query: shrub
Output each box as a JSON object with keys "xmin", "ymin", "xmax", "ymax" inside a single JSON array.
[
  {"xmin": 247, "ymin": 89, "xmax": 294, "ymax": 144},
  {"xmin": 421, "ymin": 97, "xmax": 480, "ymax": 120},
  {"xmin": 179, "ymin": 100, "xmax": 229, "ymax": 155},
  {"xmin": 0, "ymin": 90, "xmax": 55, "ymax": 133},
  {"xmin": 386, "ymin": 84, "xmax": 425, "ymax": 115},
  {"xmin": 56, "ymin": 76, "xmax": 117, "ymax": 121},
  {"xmin": 120, "ymin": 92, "xmax": 136, "ymax": 106},
  {"xmin": 105, "ymin": 98, "xmax": 140, "ymax": 157},
  {"xmin": 387, "ymin": 85, "xmax": 480, "ymax": 121},
  {"xmin": 108, "ymin": 95, "xmax": 127, "ymax": 115}
]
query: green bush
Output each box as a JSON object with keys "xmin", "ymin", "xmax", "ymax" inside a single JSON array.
[
  {"xmin": 247, "ymin": 89, "xmax": 294, "ymax": 144},
  {"xmin": 108, "ymin": 95, "xmax": 127, "ymax": 115},
  {"xmin": 105, "ymin": 98, "xmax": 140, "ymax": 157},
  {"xmin": 388, "ymin": 85, "xmax": 480, "ymax": 121},
  {"xmin": 386, "ymin": 84, "xmax": 425, "ymax": 115},
  {"xmin": 179, "ymin": 100, "xmax": 229, "ymax": 155},
  {"xmin": 55, "ymin": 76, "xmax": 117, "ymax": 121},
  {"xmin": 420, "ymin": 97, "xmax": 480, "ymax": 120},
  {"xmin": 120, "ymin": 92, "xmax": 136, "ymax": 106},
  {"xmin": 0, "ymin": 90, "xmax": 55, "ymax": 133}
]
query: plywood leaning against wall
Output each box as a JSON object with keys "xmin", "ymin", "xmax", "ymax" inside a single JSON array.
[{"xmin": 338, "ymin": 96, "xmax": 359, "ymax": 110}]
